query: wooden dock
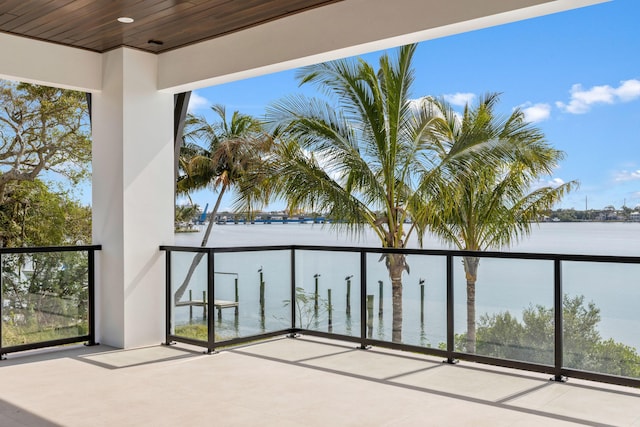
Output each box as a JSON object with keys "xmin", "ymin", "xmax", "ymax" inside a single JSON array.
[{"xmin": 176, "ymin": 299, "xmax": 239, "ymax": 320}]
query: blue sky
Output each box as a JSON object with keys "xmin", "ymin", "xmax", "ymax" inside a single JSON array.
[{"xmin": 180, "ymin": 0, "xmax": 640, "ymax": 213}]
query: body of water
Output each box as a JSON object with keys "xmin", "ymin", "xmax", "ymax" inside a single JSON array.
[
  {"xmin": 170, "ymin": 222, "xmax": 640, "ymax": 353},
  {"xmin": 176, "ymin": 221, "xmax": 640, "ymax": 254}
]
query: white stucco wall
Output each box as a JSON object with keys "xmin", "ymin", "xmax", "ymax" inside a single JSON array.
[
  {"xmin": 0, "ymin": 32, "xmax": 101, "ymax": 91},
  {"xmin": 92, "ymin": 48, "xmax": 174, "ymax": 348}
]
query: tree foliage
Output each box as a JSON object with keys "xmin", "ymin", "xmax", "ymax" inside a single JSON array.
[
  {"xmin": 0, "ymin": 81, "xmax": 91, "ymax": 202},
  {"xmin": 173, "ymin": 105, "xmax": 270, "ymax": 303},
  {"xmin": 263, "ymin": 45, "xmax": 511, "ymax": 342},
  {"xmin": 2, "ymin": 250, "xmax": 90, "ymax": 346},
  {"xmin": 427, "ymin": 94, "xmax": 576, "ymax": 352},
  {"xmin": 456, "ymin": 295, "xmax": 640, "ymax": 378},
  {"xmin": 179, "ymin": 104, "xmax": 270, "ymax": 245},
  {"xmin": 0, "ymin": 180, "xmax": 92, "ymax": 345},
  {"xmin": 0, "ymin": 179, "xmax": 91, "ymax": 247},
  {"xmin": 175, "ymin": 204, "xmax": 199, "ymax": 230}
]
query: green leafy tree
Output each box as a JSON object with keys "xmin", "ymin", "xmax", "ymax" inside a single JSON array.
[
  {"xmin": 466, "ymin": 295, "xmax": 640, "ymax": 378},
  {"xmin": 0, "ymin": 81, "xmax": 92, "ymax": 344},
  {"xmin": 264, "ymin": 45, "xmax": 507, "ymax": 342},
  {"xmin": 0, "ymin": 81, "xmax": 91, "ymax": 204},
  {"xmin": 0, "ymin": 180, "xmax": 91, "ymax": 247},
  {"xmin": 2, "ymin": 250, "xmax": 90, "ymax": 346},
  {"xmin": 0, "ymin": 181, "xmax": 92, "ymax": 346},
  {"xmin": 428, "ymin": 94, "xmax": 576, "ymax": 352},
  {"xmin": 174, "ymin": 105, "xmax": 270, "ymax": 303}
]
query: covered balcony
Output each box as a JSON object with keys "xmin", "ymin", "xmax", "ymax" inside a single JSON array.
[
  {"xmin": 2, "ymin": 0, "xmax": 639, "ymax": 425},
  {"xmin": 3, "ymin": 243, "xmax": 640, "ymax": 425}
]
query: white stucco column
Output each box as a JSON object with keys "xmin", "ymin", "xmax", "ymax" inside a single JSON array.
[{"xmin": 91, "ymin": 48, "xmax": 174, "ymax": 348}]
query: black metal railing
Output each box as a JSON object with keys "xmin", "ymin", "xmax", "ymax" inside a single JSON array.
[
  {"xmin": 0, "ymin": 245, "xmax": 101, "ymax": 357},
  {"xmin": 161, "ymin": 244, "xmax": 640, "ymax": 388}
]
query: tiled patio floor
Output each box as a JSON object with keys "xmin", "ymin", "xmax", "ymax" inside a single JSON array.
[{"xmin": 1, "ymin": 336, "xmax": 639, "ymax": 426}]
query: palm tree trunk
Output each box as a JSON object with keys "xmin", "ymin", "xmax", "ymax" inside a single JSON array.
[
  {"xmin": 463, "ymin": 256, "xmax": 479, "ymax": 353},
  {"xmin": 387, "ymin": 253, "xmax": 405, "ymax": 343},
  {"xmin": 173, "ymin": 185, "xmax": 227, "ymax": 304}
]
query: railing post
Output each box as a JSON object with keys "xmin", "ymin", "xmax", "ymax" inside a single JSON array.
[
  {"xmin": 207, "ymin": 250, "xmax": 216, "ymax": 354},
  {"xmin": 552, "ymin": 258, "xmax": 565, "ymax": 381},
  {"xmin": 288, "ymin": 248, "xmax": 297, "ymax": 337},
  {"xmin": 446, "ymin": 255, "xmax": 456, "ymax": 364},
  {"xmin": 164, "ymin": 249, "xmax": 172, "ymax": 345},
  {"xmin": 86, "ymin": 249, "xmax": 97, "ymax": 346},
  {"xmin": 0, "ymin": 253, "xmax": 4, "ymax": 359},
  {"xmin": 359, "ymin": 251, "xmax": 369, "ymax": 349}
]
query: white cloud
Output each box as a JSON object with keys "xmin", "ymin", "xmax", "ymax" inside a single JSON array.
[
  {"xmin": 547, "ymin": 177, "xmax": 565, "ymax": 187},
  {"xmin": 556, "ymin": 79, "xmax": 640, "ymax": 114},
  {"xmin": 614, "ymin": 170, "xmax": 640, "ymax": 182},
  {"xmin": 176, "ymin": 196, "xmax": 192, "ymax": 206},
  {"xmin": 615, "ymin": 79, "xmax": 640, "ymax": 101},
  {"xmin": 187, "ymin": 91, "xmax": 210, "ymax": 113},
  {"xmin": 532, "ymin": 177, "xmax": 565, "ymax": 190},
  {"xmin": 443, "ymin": 92, "xmax": 476, "ymax": 107},
  {"xmin": 519, "ymin": 102, "xmax": 551, "ymax": 123}
]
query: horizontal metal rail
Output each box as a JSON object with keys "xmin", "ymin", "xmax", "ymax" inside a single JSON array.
[
  {"xmin": 0, "ymin": 244, "xmax": 102, "ymax": 254},
  {"xmin": 160, "ymin": 244, "xmax": 640, "ymax": 264}
]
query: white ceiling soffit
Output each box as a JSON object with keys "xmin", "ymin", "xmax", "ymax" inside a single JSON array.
[
  {"xmin": 158, "ymin": 0, "xmax": 608, "ymax": 93},
  {"xmin": 0, "ymin": 32, "xmax": 102, "ymax": 92}
]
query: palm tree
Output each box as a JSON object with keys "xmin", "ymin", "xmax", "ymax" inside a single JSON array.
[
  {"xmin": 174, "ymin": 105, "xmax": 269, "ymax": 303},
  {"xmin": 427, "ymin": 94, "xmax": 577, "ymax": 353},
  {"xmin": 264, "ymin": 44, "xmax": 506, "ymax": 342}
]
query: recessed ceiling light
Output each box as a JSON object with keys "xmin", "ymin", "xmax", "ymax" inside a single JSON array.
[{"xmin": 117, "ymin": 17, "xmax": 134, "ymax": 24}]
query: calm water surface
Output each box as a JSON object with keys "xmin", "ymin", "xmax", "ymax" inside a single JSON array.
[
  {"xmin": 172, "ymin": 222, "xmax": 640, "ymax": 351},
  {"xmin": 176, "ymin": 222, "xmax": 640, "ymax": 255}
]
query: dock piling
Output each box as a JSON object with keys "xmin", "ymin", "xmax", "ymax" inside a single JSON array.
[
  {"xmin": 328, "ymin": 289, "xmax": 333, "ymax": 332},
  {"xmin": 366, "ymin": 294, "xmax": 374, "ymax": 338},
  {"xmin": 419, "ymin": 278, "xmax": 425, "ymax": 322},
  {"xmin": 345, "ymin": 275, "xmax": 353, "ymax": 316},
  {"xmin": 378, "ymin": 280, "xmax": 383, "ymax": 318}
]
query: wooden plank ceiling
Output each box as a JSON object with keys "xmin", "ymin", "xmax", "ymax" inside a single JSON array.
[{"xmin": 0, "ymin": 0, "xmax": 342, "ymax": 54}]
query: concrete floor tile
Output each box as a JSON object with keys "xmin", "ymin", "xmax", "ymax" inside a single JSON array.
[
  {"xmin": 510, "ymin": 383, "xmax": 640, "ymax": 426},
  {"xmin": 1, "ymin": 337, "xmax": 638, "ymax": 427},
  {"xmin": 391, "ymin": 363, "xmax": 547, "ymax": 402},
  {"xmin": 78, "ymin": 345, "xmax": 197, "ymax": 368},
  {"xmin": 229, "ymin": 336, "xmax": 353, "ymax": 361},
  {"xmin": 302, "ymin": 347, "xmax": 440, "ymax": 380}
]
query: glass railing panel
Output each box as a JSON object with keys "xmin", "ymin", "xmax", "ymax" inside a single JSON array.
[
  {"xmin": 365, "ymin": 252, "xmax": 446, "ymax": 349},
  {"xmin": 214, "ymin": 250, "xmax": 291, "ymax": 342},
  {"xmin": 1, "ymin": 251, "xmax": 89, "ymax": 347},
  {"xmin": 453, "ymin": 256, "xmax": 554, "ymax": 365},
  {"xmin": 563, "ymin": 261, "xmax": 640, "ymax": 379},
  {"xmin": 295, "ymin": 250, "xmax": 361, "ymax": 337},
  {"xmin": 169, "ymin": 250, "xmax": 209, "ymax": 342}
]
